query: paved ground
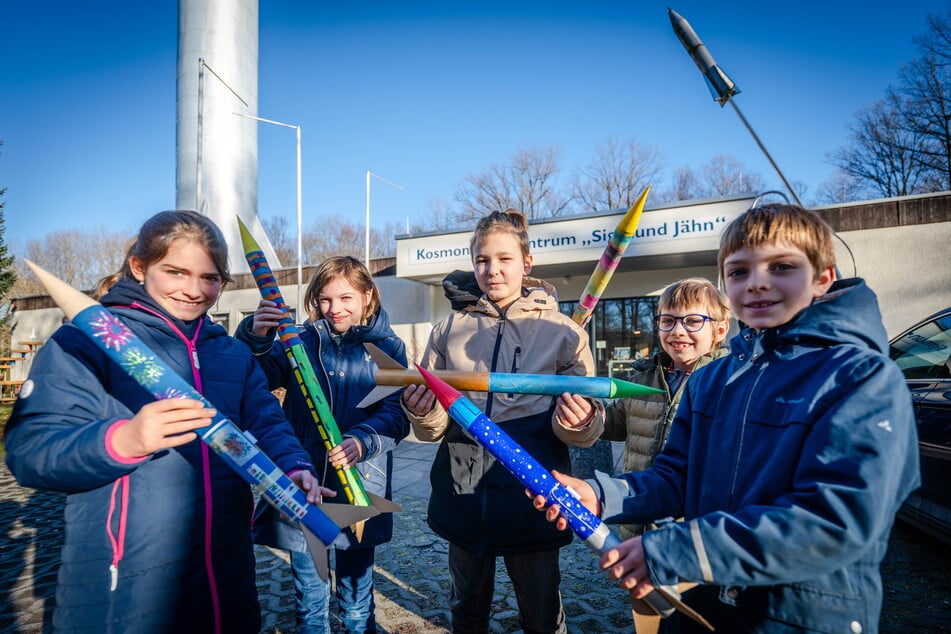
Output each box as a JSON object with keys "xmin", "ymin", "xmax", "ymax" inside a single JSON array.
[{"xmin": 2, "ymin": 438, "xmax": 951, "ymax": 633}]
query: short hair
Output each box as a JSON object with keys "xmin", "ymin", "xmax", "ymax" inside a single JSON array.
[
  {"xmin": 658, "ymin": 277, "xmax": 731, "ymax": 324},
  {"xmin": 303, "ymin": 255, "xmax": 381, "ymax": 323},
  {"xmin": 717, "ymin": 203, "xmax": 836, "ymax": 281},
  {"xmin": 469, "ymin": 208, "xmax": 530, "ymax": 258},
  {"xmin": 97, "ymin": 210, "xmax": 232, "ymax": 297}
]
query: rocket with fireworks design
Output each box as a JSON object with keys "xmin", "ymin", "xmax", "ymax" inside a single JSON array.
[
  {"xmin": 22, "ymin": 259, "xmax": 377, "ymax": 582},
  {"xmin": 237, "ymin": 218, "xmax": 399, "ymax": 541},
  {"xmin": 413, "ymin": 363, "xmax": 713, "ymax": 631},
  {"xmin": 571, "ymin": 185, "xmax": 651, "ymax": 328},
  {"xmin": 357, "ymin": 342, "xmax": 664, "ymax": 408}
]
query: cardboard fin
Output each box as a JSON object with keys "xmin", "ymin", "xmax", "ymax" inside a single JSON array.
[{"xmin": 301, "ymin": 524, "xmax": 330, "ymax": 582}]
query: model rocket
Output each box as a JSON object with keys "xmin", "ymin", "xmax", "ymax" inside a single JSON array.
[
  {"xmin": 23, "ymin": 259, "xmax": 377, "ymax": 581},
  {"xmin": 571, "ymin": 185, "xmax": 651, "ymax": 328},
  {"xmin": 668, "ymin": 8, "xmax": 738, "ymax": 106},
  {"xmin": 414, "ymin": 364, "xmax": 713, "ymax": 630},
  {"xmin": 357, "ymin": 343, "xmax": 664, "ymax": 408},
  {"xmin": 237, "ymin": 219, "xmax": 399, "ymax": 541}
]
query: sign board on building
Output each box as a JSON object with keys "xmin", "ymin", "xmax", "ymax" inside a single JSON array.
[{"xmin": 395, "ymin": 195, "xmax": 756, "ymax": 280}]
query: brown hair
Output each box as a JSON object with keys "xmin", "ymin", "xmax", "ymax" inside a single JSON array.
[
  {"xmin": 96, "ymin": 210, "xmax": 232, "ymax": 297},
  {"xmin": 303, "ymin": 256, "xmax": 381, "ymax": 323},
  {"xmin": 658, "ymin": 277, "xmax": 731, "ymax": 324},
  {"xmin": 717, "ymin": 203, "xmax": 836, "ymax": 281},
  {"xmin": 469, "ymin": 208, "xmax": 530, "ymax": 258}
]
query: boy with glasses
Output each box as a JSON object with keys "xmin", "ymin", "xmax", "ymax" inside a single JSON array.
[
  {"xmin": 534, "ymin": 204, "xmax": 920, "ymax": 633},
  {"xmin": 601, "ymin": 278, "xmax": 730, "ymax": 540}
]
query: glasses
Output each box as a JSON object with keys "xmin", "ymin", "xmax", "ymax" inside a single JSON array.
[{"xmin": 655, "ymin": 314, "xmax": 716, "ymax": 332}]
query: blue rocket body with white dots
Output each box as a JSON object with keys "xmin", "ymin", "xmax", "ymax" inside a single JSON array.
[{"xmin": 414, "ymin": 364, "xmax": 618, "ymax": 552}]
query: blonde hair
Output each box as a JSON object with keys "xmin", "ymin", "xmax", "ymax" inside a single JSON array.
[
  {"xmin": 303, "ymin": 256, "xmax": 381, "ymax": 323},
  {"xmin": 469, "ymin": 208, "xmax": 530, "ymax": 258},
  {"xmin": 717, "ymin": 203, "xmax": 836, "ymax": 281},
  {"xmin": 97, "ymin": 210, "xmax": 232, "ymax": 297},
  {"xmin": 658, "ymin": 277, "xmax": 731, "ymax": 324}
]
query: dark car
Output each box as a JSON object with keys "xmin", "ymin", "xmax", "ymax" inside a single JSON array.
[{"xmin": 888, "ymin": 306, "xmax": 951, "ymax": 546}]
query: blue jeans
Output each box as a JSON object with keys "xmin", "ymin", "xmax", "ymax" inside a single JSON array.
[
  {"xmin": 290, "ymin": 550, "xmax": 331, "ymax": 634},
  {"xmin": 448, "ymin": 543, "xmax": 566, "ymax": 634},
  {"xmin": 291, "ymin": 548, "xmax": 378, "ymax": 633}
]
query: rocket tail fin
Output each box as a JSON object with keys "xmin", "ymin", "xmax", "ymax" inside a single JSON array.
[
  {"xmin": 318, "ymin": 501, "xmax": 380, "ymax": 528},
  {"xmin": 301, "ymin": 524, "xmax": 330, "ymax": 582},
  {"xmin": 356, "ymin": 385, "xmax": 401, "ymax": 409},
  {"xmin": 364, "ymin": 342, "xmax": 406, "ymax": 369},
  {"xmin": 367, "ymin": 491, "xmax": 402, "ymax": 513}
]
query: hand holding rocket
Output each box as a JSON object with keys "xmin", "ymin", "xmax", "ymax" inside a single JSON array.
[
  {"xmin": 22, "ymin": 259, "xmax": 377, "ymax": 581},
  {"xmin": 413, "ymin": 364, "xmax": 713, "ymax": 630}
]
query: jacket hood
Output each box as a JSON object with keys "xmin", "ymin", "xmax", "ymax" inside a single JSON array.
[
  {"xmin": 441, "ymin": 270, "xmax": 558, "ymax": 313},
  {"xmin": 731, "ymin": 277, "xmax": 888, "ymax": 355}
]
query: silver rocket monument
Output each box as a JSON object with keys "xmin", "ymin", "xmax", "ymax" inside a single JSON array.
[{"xmin": 175, "ymin": 0, "xmax": 282, "ymax": 273}]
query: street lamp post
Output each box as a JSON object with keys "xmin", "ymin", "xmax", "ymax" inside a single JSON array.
[
  {"xmin": 234, "ymin": 112, "xmax": 304, "ymax": 313},
  {"xmin": 365, "ymin": 171, "xmax": 403, "ymax": 266}
]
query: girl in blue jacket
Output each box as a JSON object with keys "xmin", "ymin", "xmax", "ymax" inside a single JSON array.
[
  {"xmin": 236, "ymin": 255, "xmax": 409, "ymax": 634},
  {"xmin": 4, "ymin": 210, "xmax": 325, "ymax": 634}
]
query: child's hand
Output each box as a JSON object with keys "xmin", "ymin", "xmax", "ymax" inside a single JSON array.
[
  {"xmin": 600, "ymin": 537, "xmax": 656, "ymax": 599},
  {"xmin": 555, "ymin": 393, "xmax": 594, "ymax": 428},
  {"xmin": 113, "ymin": 399, "xmax": 216, "ymax": 459},
  {"xmin": 402, "ymin": 384, "xmax": 435, "ymax": 416},
  {"xmin": 290, "ymin": 470, "xmax": 337, "ymax": 505},
  {"xmin": 251, "ymin": 299, "xmax": 286, "ymax": 336},
  {"xmin": 328, "ymin": 438, "xmax": 364, "ymax": 469},
  {"xmin": 528, "ymin": 469, "xmax": 601, "ymax": 529}
]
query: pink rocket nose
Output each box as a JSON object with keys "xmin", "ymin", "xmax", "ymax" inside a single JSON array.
[{"xmin": 415, "ymin": 364, "xmax": 463, "ymax": 409}]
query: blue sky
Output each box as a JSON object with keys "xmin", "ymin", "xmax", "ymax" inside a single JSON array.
[{"xmin": 1, "ymin": 1, "xmax": 947, "ymax": 249}]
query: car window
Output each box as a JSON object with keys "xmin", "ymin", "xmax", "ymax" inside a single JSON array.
[{"xmin": 890, "ymin": 313, "xmax": 951, "ymax": 380}]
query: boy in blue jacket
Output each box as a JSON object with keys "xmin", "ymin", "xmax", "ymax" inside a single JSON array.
[{"xmin": 535, "ymin": 203, "xmax": 920, "ymax": 633}]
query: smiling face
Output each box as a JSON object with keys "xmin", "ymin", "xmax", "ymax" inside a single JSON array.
[
  {"xmin": 472, "ymin": 230, "xmax": 533, "ymax": 310},
  {"xmin": 722, "ymin": 240, "xmax": 835, "ymax": 331},
  {"xmin": 658, "ymin": 303, "xmax": 729, "ymax": 372},
  {"xmin": 130, "ymin": 238, "xmax": 223, "ymax": 321},
  {"xmin": 318, "ymin": 277, "xmax": 372, "ymax": 334}
]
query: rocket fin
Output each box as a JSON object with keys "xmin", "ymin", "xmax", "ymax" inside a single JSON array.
[
  {"xmin": 367, "ymin": 491, "xmax": 402, "ymax": 513},
  {"xmin": 301, "ymin": 524, "xmax": 330, "ymax": 582},
  {"xmin": 318, "ymin": 501, "xmax": 380, "ymax": 528},
  {"xmin": 364, "ymin": 342, "xmax": 406, "ymax": 369},
  {"xmin": 356, "ymin": 385, "xmax": 401, "ymax": 409}
]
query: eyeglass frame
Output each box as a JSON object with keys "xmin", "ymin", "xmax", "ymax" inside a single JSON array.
[{"xmin": 655, "ymin": 313, "xmax": 717, "ymax": 332}]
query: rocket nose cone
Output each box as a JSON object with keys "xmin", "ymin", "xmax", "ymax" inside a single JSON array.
[{"xmin": 414, "ymin": 364, "xmax": 462, "ymax": 409}]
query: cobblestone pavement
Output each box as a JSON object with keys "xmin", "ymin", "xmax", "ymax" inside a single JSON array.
[{"xmin": 3, "ymin": 439, "xmax": 951, "ymax": 633}]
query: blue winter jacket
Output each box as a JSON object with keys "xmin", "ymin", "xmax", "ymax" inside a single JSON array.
[
  {"xmin": 4, "ymin": 278, "xmax": 314, "ymax": 634},
  {"xmin": 593, "ymin": 278, "xmax": 920, "ymax": 633},
  {"xmin": 235, "ymin": 307, "xmax": 409, "ymax": 548}
]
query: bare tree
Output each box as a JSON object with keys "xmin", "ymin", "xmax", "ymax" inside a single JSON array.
[
  {"xmin": 572, "ymin": 137, "xmax": 665, "ymax": 213},
  {"xmin": 665, "ymin": 165, "xmax": 704, "ymax": 202},
  {"xmin": 15, "ymin": 227, "xmax": 132, "ymax": 295},
  {"xmin": 830, "ymin": 97, "xmax": 933, "ymax": 198},
  {"xmin": 814, "ymin": 170, "xmax": 869, "ymax": 205},
  {"xmin": 262, "ymin": 215, "xmax": 296, "ymax": 267},
  {"xmin": 700, "ymin": 155, "xmax": 766, "ymax": 197},
  {"xmin": 455, "ymin": 145, "xmax": 570, "ymax": 222}
]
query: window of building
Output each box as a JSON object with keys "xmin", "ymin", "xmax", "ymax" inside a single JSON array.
[
  {"xmin": 211, "ymin": 313, "xmax": 231, "ymax": 334},
  {"xmin": 559, "ymin": 296, "xmax": 659, "ymax": 378}
]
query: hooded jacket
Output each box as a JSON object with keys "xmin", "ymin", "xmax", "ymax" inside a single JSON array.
[
  {"xmin": 235, "ymin": 306, "xmax": 409, "ymax": 549},
  {"xmin": 593, "ymin": 279, "xmax": 920, "ymax": 633},
  {"xmin": 4, "ymin": 278, "xmax": 314, "ymax": 634},
  {"xmin": 405, "ymin": 271, "xmax": 604, "ymax": 555},
  {"xmin": 602, "ymin": 347, "xmax": 729, "ymax": 539}
]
